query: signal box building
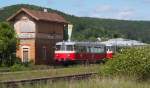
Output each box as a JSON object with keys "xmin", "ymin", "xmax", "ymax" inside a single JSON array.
[{"xmin": 7, "ymin": 8, "xmax": 68, "ymax": 65}]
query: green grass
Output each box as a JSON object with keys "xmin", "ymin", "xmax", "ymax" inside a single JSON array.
[
  {"xmin": 0, "ymin": 64, "xmax": 99, "ymax": 82},
  {"xmin": 3, "ymin": 77, "xmax": 150, "ymax": 88},
  {"xmin": 0, "ymin": 67, "xmax": 10, "ymax": 72},
  {"xmin": 1, "ymin": 64, "xmax": 150, "ymax": 88}
]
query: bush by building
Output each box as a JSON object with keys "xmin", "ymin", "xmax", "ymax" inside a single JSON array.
[
  {"xmin": 0, "ymin": 22, "xmax": 18, "ymax": 67},
  {"xmin": 100, "ymin": 46, "xmax": 150, "ymax": 80}
]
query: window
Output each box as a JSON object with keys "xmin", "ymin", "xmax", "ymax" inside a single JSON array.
[
  {"xmin": 76, "ymin": 46, "xmax": 86, "ymax": 52},
  {"xmin": 86, "ymin": 47, "xmax": 91, "ymax": 53},
  {"xmin": 106, "ymin": 46, "xmax": 113, "ymax": 51},
  {"xmin": 96, "ymin": 47, "xmax": 104, "ymax": 53},
  {"xmin": 66, "ymin": 45, "xmax": 73, "ymax": 51},
  {"xmin": 56, "ymin": 45, "xmax": 61, "ymax": 51},
  {"xmin": 20, "ymin": 21, "xmax": 35, "ymax": 32},
  {"xmin": 22, "ymin": 48, "xmax": 29, "ymax": 62},
  {"xmin": 90, "ymin": 46, "xmax": 104, "ymax": 53},
  {"xmin": 56, "ymin": 45, "xmax": 67, "ymax": 51},
  {"xmin": 60, "ymin": 45, "xmax": 66, "ymax": 51},
  {"xmin": 42, "ymin": 47, "xmax": 47, "ymax": 59},
  {"xmin": 14, "ymin": 20, "xmax": 36, "ymax": 33},
  {"xmin": 81, "ymin": 46, "xmax": 87, "ymax": 52}
]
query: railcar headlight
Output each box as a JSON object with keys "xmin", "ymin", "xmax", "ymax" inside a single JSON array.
[{"xmin": 67, "ymin": 54, "xmax": 70, "ymax": 57}]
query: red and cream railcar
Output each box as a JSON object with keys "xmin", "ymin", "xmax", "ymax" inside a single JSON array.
[
  {"xmin": 105, "ymin": 44, "xmax": 115, "ymax": 59},
  {"xmin": 54, "ymin": 41, "xmax": 113, "ymax": 63}
]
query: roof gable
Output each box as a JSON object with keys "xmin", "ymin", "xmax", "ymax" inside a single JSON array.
[{"xmin": 7, "ymin": 8, "xmax": 68, "ymax": 23}]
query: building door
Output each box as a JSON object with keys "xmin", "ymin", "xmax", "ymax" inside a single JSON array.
[{"xmin": 23, "ymin": 48, "xmax": 29, "ymax": 62}]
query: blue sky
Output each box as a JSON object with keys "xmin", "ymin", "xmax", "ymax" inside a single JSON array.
[{"xmin": 0, "ymin": 0, "xmax": 150, "ymax": 21}]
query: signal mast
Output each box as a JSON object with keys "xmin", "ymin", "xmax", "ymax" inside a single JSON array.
[{"xmin": 67, "ymin": 24, "xmax": 73, "ymax": 42}]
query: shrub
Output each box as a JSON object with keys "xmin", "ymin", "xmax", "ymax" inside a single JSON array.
[
  {"xmin": 100, "ymin": 46, "xmax": 150, "ymax": 80},
  {"xmin": 0, "ymin": 22, "xmax": 18, "ymax": 67},
  {"xmin": 22, "ymin": 60, "xmax": 34, "ymax": 67},
  {"xmin": 10, "ymin": 63, "xmax": 29, "ymax": 72}
]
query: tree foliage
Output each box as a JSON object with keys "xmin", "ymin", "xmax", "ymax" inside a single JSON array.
[
  {"xmin": 0, "ymin": 22, "xmax": 18, "ymax": 66},
  {"xmin": 101, "ymin": 46, "xmax": 150, "ymax": 80}
]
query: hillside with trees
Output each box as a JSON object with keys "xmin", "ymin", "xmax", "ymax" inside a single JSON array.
[{"xmin": 0, "ymin": 4, "xmax": 150, "ymax": 43}]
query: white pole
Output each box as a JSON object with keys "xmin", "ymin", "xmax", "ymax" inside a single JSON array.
[{"xmin": 68, "ymin": 24, "xmax": 73, "ymax": 42}]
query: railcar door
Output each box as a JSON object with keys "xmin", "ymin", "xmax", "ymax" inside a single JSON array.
[{"xmin": 66, "ymin": 45, "xmax": 75, "ymax": 61}]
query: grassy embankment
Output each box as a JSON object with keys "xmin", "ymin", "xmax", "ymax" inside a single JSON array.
[{"xmin": 0, "ymin": 64, "xmax": 99, "ymax": 82}]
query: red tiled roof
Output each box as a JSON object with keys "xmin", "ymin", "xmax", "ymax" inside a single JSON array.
[{"xmin": 7, "ymin": 8, "xmax": 68, "ymax": 24}]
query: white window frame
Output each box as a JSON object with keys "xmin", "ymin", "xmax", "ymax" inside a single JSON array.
[{"xmin": 21, "ymin": 46, "xmax": 30, "ymax": 62}]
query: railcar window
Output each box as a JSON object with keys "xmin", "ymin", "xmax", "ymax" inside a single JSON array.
[
  {"xmin": 106, "ymin": 46, "xmax": 112, "ymax": 51},
  {"xmin": 61, "ymin": 45, "xmax": 66, "ymax": 51},
  {"xmin": 75, "ymin": 46, "xmax": 86, "ymax": 52},
  {"xmin": 55, "ymin": 45, "xmax": 66, "ymax": 51},
  {"xmin": 74, "ymin": 45, "xmax": 77, "ymax": 51},
  {"xmin": 86, "ymin": 47, "xmax": 91, "ymax": 53},
  {"xmin": 56, "ymin": 45, "xmax": 61, "ymax": 50},
  {"xmin": 77, "ymin": 46, "xmax": 82, "ymax": 52},
  {"xmin": 91, "ymin": 46, "xmax": 104, "ymax": 53},
  {"xmin": 66, "ymin": 45, "xmax": 74, "ymax": 51},
  {"xmin": 97, "ymin": 47, "xmax": 104, "ymax": 53},
  {"xmin": 79, "ymin": 46, "xmax": 86, "ymax": 52}
]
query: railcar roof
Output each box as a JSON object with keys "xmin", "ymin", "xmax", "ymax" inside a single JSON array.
[
  {"xmin": 56, "ymin": 41, "xmax": 105, "ymax": 46},
  {"xmin": 56, "ymin": 41, "xmax": 76, "ymax": 45}
]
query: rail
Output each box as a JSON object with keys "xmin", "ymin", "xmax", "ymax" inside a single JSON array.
[{"xmin": 0, "ymin": 72, "xmax": 98, "ymax": 88}]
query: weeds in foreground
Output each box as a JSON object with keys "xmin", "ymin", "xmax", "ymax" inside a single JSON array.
[{"xmin": 1, "ymin": 77, "xmax": 150, "ymax": 88}]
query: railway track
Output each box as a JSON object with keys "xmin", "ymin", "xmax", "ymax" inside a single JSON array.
[{"xmin": 0, "ymin": 72, "xmax": 97, "ymax": 88}]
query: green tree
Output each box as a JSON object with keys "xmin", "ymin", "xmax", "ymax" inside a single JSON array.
[{"xmin": 0, "ymin": 22, "xmax": 18, "ymax": 66}]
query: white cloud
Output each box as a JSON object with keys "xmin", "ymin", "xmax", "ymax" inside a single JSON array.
[
  {"xmin": 86, "ymin": 5, "xmax": 115, "ymax": 18},
  {"xmin": 94, "ymin": 5, "xmax": 113, "ymax": 13},
  {"xmin": 141, "ymin": 0, "xmax": 150, "ymax": 4},
  {"xmin": 87, "ymin": 5, "xmax": 136, "ymax": 20},
  {"xmin": 47, "ymin": 0, "xmax": 54, "ymax": 4},
  {"xmin": 71, "ymin": 3, "xmax": 136, "ymax": 20},
  {"xmin": 116, "ymin": 9, "xmax": 135, "ymax": 20},
  {"xmin": 143, "ymin": 0, "xmax": 150, "ymax": 2}
]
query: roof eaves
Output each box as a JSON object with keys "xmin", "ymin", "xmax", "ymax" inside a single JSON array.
[
  {"xmin": 22, "ymin": 8, "xmax": 39, "ymax": 20},
  {"xmin": 7, "ymin": 8, "xmax": 40, "ymax": 21},
  {"xmin": 7, "ymin": 9, "xmax": 22, "ymax": 21}
]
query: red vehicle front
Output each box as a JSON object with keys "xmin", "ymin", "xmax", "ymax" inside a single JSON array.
[{"xmin": 54, "ymin": 42, "xmax": 76, "ymax": 62}]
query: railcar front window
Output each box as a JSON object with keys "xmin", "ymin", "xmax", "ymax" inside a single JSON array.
[
  {"xmin": 56, "ymin": 45, "xmax": 66, "ymax": 51},
  {"xmin": 106, "ymin": 46, "xmax": 113, "ymax": 51},
  {"xmin": 56, "ymin": 45, "xmax": 61, "ymax": 50},
  {"xmin": 66, "ymin": 45, "xmax": 73, "ymax": 51},
  {"xmin": 61, "ymin": 45, "xmax": 66, "ymax": 51}
]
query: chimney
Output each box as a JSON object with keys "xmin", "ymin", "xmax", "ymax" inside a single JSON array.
[{"xmin": 43, "ymin": 8, "xmax": 48, "ymax": 12}]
